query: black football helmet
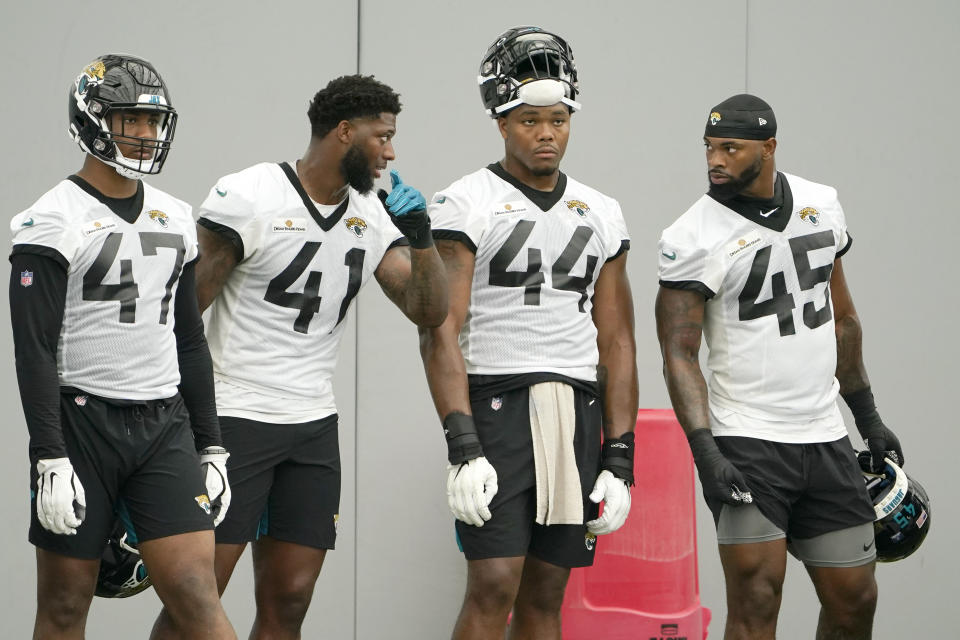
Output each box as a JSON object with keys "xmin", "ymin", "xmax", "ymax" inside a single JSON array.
[
  {"xmin": 859, "ymin": 453, "xmax": 931, "ymax": 562},
  {"xmin": 478, "ymin": 26, "xmax": 580, "ymax": 118},
  {"xmin": 95, "ymin": 521, "xmax": 152, "ymax": 598},
  {"xmin": 69, "ymin": 54, "xmax": 177, "ymax": 178}
]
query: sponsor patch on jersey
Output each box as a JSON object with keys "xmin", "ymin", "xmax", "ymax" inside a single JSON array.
[
  {"xmin": 19, "ymin": 270, "xmax": 33, "ymax": 287},
  {"xmin": 493, "ymin": 201, "xmax": 528, "ymax": 216},
  {"xmin": 21, "ymin": 217, "xmax": 34, "ymax": 227},
  {"xmin": 725, "ymin": 231, "xmax": 763, "ymax": 259},
  {"xmin": 195, "ymin": 494, "xmax": 212, "ymax": 515},
  {"xmin": 710, "ymin": 111, "xmax": 722, "ymax": 125},
  {"xmin": 147, "ymin": 209, "xmax": 169, "ymax": 228},
  {"xmin": 433, "ymin": 195, "xmax": 446, "ymax": 205},
  {"xmin": 215, "ymin": 186, "xmax": 228, "ymax": 197},
  {"xmin": 565, "ymin": 199, "xmax": 590, "ymax": 217},
  {"xmin": 272, "ymin": 218, "xmax": 308, "ymax": 233},
  {"xmin": 82, "ymin": 218, "xmax": 118, "ymax": 236},
  {"xmin": 799, "ymin": 207, "xmax": 820, "ymax": 226},
  {"xmin": 344, "ymin": 216, "xmax": 368, "ymax": 238}
]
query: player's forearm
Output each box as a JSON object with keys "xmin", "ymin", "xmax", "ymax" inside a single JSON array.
[
  {"xmin": 597, "ymin": 335, "xmax": 638, "ymax": 439},
  {"xmin": 834, "ymin": 312, "xmax": 870, "ymax": 394},
  {"xmin": 402, "ymin": 246, "xmax": 448, "ymax": 327},
  {"xmin": 419, "ymin": 324, "xmax": 471, "ymax": 420},
  {"xmin": 663, "ymin": 356, "xmax": 711, "ymax": 436}
]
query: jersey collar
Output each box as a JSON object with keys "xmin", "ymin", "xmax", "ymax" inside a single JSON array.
[
  {"xmin": 66, "ymin": 175, "xmax": 144, "ymax": 224},
  {"xmin": 486, "ymin": 162, "xmax": 567, "ymax": 212},
  {"xmin": 279, "ymin": 162, "xmax": 350, "ymax": 231},
  {"xmin": 709, "ymin": 171, "xmax": 793, "ymax": 232}
]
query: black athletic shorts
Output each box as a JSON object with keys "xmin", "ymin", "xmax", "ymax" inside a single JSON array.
[
  {"xmin": 215, "ymin": 414, "xmax": 340, "ymax": 550},
  {"xmin": 706, "ymin": 435, "xmax": 875, "ymax": 540},
  {"xmin": 455, "ymin": 383, "xmax": 602, "ymax": 568},
  {"xmin": 29, "ymin": 392, "xmax": 213, "ymax": 559}
]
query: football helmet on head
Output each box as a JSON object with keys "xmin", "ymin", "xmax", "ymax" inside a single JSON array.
[
  {"xmin": 478, "ymin": 26, "xmax": 580, "ymax": 118},
  {"xmin": 859, "ymin": 453, "xmax": 931, "ymax": 562},
  {"xmin": 95, "ymin": 520, "xmax": 152, "ymax": 598},
  {"xmin": 69, "ymin": 54, "xmax": 177, "ymax": 178}
]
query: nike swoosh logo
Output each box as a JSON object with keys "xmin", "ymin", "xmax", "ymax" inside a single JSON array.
[
  {"xmin": 215, "ymin": 187, "xmax": 227, "ymax": 197},
  {"xmin": 760, "ymin": 207, "xmax": 779, "ymax": 217},
  {"xmin": 21, "ymin": 217, "xmax": 34, "ymax": 227},
  {"xmin": 863, "ymin": 540, "xmax": 874, "ymax": 552},
  {"xmin": 661, "ymin": 251, "xmax": 677, "ymax": 260}
]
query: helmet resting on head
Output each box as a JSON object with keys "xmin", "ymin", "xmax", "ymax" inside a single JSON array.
[
  {"xmin": 69, "ymin": 54, "xmax": 177, "ymax": 178},
  {"xmin": 478, "ymin": 26, "xmax": 580, "ymax": 118}
]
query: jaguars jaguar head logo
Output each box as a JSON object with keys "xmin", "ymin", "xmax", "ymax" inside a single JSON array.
[
  {"xmin": 710, "ymin": 111, "xmax": 722, "ymax": 125},
  {"xmin": 77, "ymin": 59, "xmax": 106, "ymax": 96},
  {"xmin": 565, "ymin": 199, "xmax": 590, "ymax": 217},
  {"xmin": 345, "ymin": 216, "xmax": 367, "ymax": 238},
  {"xmin": 147, "ymin": 209, "xmax": 169, "ymax": 228},
  {"xmin": 799, "ymin": 207, "xmax": 820, "ymax": 226}
]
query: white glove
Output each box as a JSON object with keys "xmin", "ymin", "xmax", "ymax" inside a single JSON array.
[
  {"xmin": 199, "ymin": 446, "xmax": 231, "ymax": 527},
  {"xmin": 36, "ymin": 457, "xmax": 86, "ymax": 535},
  {"xmin": 586, "ymin": 470, "xmax": 631, "ymax": 535},
  {"xmin": 446, "ymin": 456, "xmax": 498, "ymax": 527}
]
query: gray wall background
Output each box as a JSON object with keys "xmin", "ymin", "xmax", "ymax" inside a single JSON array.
[{"xmin": 1, "ymin": 0, "xmax": 955, "ymax": 637}]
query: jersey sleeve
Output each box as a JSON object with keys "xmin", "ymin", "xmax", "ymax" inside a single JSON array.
[
  {"xmin": 428, "ymin": 184, "xmax": 487, "ymax": 253},
  {"xmin": 604, "ymin": 197, "xmax": 631, "ymax": 261},
  {"xmin": 10, "ymin": 209, "xmax": 79, "ymax": 268},
  {"xmin": 657, "ymin": 221, "xmax": 723, "ymax": 299},
  {"xmin": 196, "ymin": 169, "xmax": 264, "ymax": 260},
  {"xmin": 832, "ymin": 193, "xmax": 852, "ymax": 258}
]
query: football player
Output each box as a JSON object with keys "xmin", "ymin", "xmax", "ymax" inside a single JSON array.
[
  {"xmin": 656, "ymin": 94, "xmax": 903, "ymax": 638},
  {"xmin": 150, "ymin": 75, "xmax": 447, "ymax": 639},
  {"xmin": 420, "ymin": 27, "xmax": 638, "ymax": 638},
  {"xmin": 10, "ymin": 55, "xmax": 235, "ymax": 638}
]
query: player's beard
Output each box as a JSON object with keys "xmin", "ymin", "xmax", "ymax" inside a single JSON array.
[
  {"xmin": 708, "ymin": 155, "xmax": 762, "ymax": 200},
  {"xmin": 341, "ymin": 144, "xmax": 375, "ymax": 195}
]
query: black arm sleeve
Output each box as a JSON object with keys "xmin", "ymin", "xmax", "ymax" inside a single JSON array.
[
  {"xmin": 9, "ymin": 253, "xmax": 67, "ymax": 462},
  {"xmin": 174, "ymin": 259, "xmax": 221, "ymax": 450}
]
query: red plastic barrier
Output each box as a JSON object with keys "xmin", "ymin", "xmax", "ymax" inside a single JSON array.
[{"xmin": 561, "ymin": 409, "xmax": 711, "ymax": 639}]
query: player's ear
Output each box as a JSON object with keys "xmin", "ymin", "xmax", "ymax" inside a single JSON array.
[
  {"xmin": 762, "ymin": 137, "xmax": 777, "ymax": 159},
  {"xmin": 497, "ymin": 115, "xmax": 509, "ymax": 140},
  {"xmin": 335, "ymin": 119, "xmax": 353, "ymax": 145}
]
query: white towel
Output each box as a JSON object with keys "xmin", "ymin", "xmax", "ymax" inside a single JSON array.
[{"xmin": 529, "ymin": 381, "xmax": 583, "ymax": 525}]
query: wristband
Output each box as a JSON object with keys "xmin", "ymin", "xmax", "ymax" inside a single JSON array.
[
  {"xmin": 600, "ymin": 432, "xmax": 635, "ymax": 486},
  {"xmin": 443, "ymin": 412, "xmax": 484, "ymax": 465},
  {"xmin": 841, "ymin": 387, "xmax": 882, "ymax": 433}
]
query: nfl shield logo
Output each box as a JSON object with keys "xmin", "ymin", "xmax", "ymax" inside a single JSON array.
[
  {"xmin": 491, "ymin": 396, "xmax": 503, "ymax": 411},
  {"xmin": 20, "ymin": 270, "xmax": 33, "ymax": 287}
]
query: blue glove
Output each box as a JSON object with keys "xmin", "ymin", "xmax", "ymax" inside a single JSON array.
[
  {"xmin": 378, "ymin": 170, "xmax": 433, "ymax": 249},
  {"xmin": 383, "ymin": 170, "xmax": 427, "ymax": 216}
]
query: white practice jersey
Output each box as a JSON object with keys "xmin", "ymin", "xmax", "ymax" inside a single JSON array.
[
  {"xmin": 10, "ymin": 178, "xmax": 197, "ymax": 400},
  {"xmin": 659, "ymin": 172, "xmax": 851, "ymax": 443},
  {"xmin": 429, "ymin": 164, "xmax": 630, "ymax": 381},
  {"xmin": 199, "ymin": 162, "xmax": 404, "ymax": 422}
]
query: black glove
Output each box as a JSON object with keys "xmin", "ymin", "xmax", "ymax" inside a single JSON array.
[
  {"xmin": 600, "ymin": 432, "xmax": 635, "ymax": 486},
  {"xmin": 377, "ymin": 170, "xmax": 433, "ymax": 249},
  {"xmin": 842, "ymin": 387, "xmax": 903, "ymax": 472},
  {"xmin": 687, "ymin": 428, "xmax": 753, "ymax": 505}
]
